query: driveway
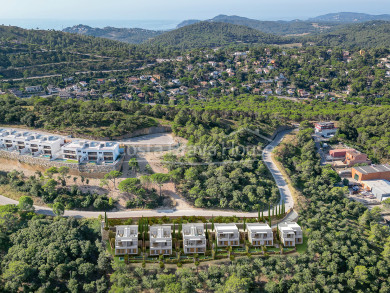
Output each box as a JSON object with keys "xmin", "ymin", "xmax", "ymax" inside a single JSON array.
[{"xmin": 0, "ymin": 129, "xmax": 296, "ymax": 219}]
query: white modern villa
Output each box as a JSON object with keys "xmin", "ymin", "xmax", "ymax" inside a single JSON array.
[
  {"xmin": 0, "ymin": 129, "xmax": 64, "ymax": 157},
  {"xmin": 149, "ymin": 225, "xmax": 172, "ymax": 256},
  {"xmin": 61, "ymin": 140, "xmax": 120, "ymax": 163},
  {"xmin": 215, "ymin": 223, "xmax": 240, "ymax": 247},
  {"xmin": 278, "ymin": 222, "xmax": 303, "ymax": 247},
  {"xmin": 247, "ymin": 223, "xmax": 273, "ymax": 246},
  {"xmin": 182, "ymin": 224, "xmax": 207, "ymax": 254},
  {"xmin": 115, "ymin": 225, "xmax": 139, "ymax": 255}
]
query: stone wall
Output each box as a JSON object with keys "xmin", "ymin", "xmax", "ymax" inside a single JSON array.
[
  {"xmin": 84, "ymin": 126, "xmax": 172, "ymax": 141},
  {"xmin": 0, "ymin": 150, "xmax": 123, "ymax": 178},
  {"xmin": 271, "ymin": 125, "xmax": 295, "ymax": 140}
]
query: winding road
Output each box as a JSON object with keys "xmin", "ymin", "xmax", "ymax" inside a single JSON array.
[{"xmin": 0, "ymin": 129, "xmax": 296, "ymax": 219}]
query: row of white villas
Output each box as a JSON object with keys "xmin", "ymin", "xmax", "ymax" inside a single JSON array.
[
  {"xmin": 0, "ymin": 129, "xmax": 64, "ymax": 156},
  {"xmin": 0, "ymin": 129, "xmax": 120, "ymax": 164},
  {"xmin": 114, "ymin": 222, "xmax": 303, "ymax": 256}
]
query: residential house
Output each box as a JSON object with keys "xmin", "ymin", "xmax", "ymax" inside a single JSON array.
[
  {"xmin": 344, "ymin": 150, "xmax": 371, "ymax": 167},
  {"xmin": 182, "ymin": 224, "xmax": 206, "ymax": 254},
  {"xmin": 278, "ymin": 222, "xmax": 303, "ymax": 247},
  {"xmin": 149, "ymin": 225, "xmax": 172, "ymax": 256},
  {"xmin": 61, "ymin": 140, "xmax": 120, "ymax": 163},
  {"xmin": 115, "ymin": 225, "xmax": 138, "ymax": 255},
  {"xmin": 247, "ymin": 223, "xmax": 273, "ymax": 246},
  {"xmin": 215, "ymin": 224, "xmax": 240, "ymax": 247},
  {"xmin": 25, "ymin": 85, "xmax": 43, "ymax": 94},
  {"xmin": 314, "ymin": 122, "xmax": 337, "ymax": 136},
  {"xmin": 47, "ymin": 85, "xmax": 60, "ymax": 95}
]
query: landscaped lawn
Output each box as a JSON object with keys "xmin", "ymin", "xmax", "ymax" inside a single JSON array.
[
  {"xmin": 296, "ymin": 234, "xmax": 308, "ymax": 254},
  {"xmin": 66, "ymin": 159, "xmax": 78, "ymax": 163}
]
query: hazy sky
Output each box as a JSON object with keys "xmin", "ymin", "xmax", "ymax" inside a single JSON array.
[{"xmin": 0, "ymin": 0, "xmax": 389, "ymax": 25}]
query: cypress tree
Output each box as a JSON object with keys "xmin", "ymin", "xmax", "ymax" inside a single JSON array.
[
  {"xmin": 211, "ymin": 216, "xmax": 215, "ymax": 231},
  {"xmin": 262, "ymin": 210, "xmax": 264, "ymax": 222},
  {"xmin": 243, "ymin": 217, "xmax": 246, "ymax": 232},
  {"xmin": 104, "ymin": 211, "xmax": 108, "ymax": 228},
  {"xmin": 258, "ymin": 206, "xmax": 260, "ymax": 222}
]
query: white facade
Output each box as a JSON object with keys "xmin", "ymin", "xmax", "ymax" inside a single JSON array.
[
  {"xmin": 61, "ymin": 140, "xmax": 120, "ymax": 163},
  {"xmin": 115, "ymin": 225, "xmax": 138, "ymax": 255},
  {"xmin": 314, "ymin": 122, "xmax": 337, "ymax": 137},
  {"xmin": 247, "ymin": 223, "xmax": 273, "ymax": 246},
  {"xmin": 182, "ymin": 224, "xmax": 206, "ymax": 254},
  {"xmin": 0, "ymin": 129, "xmax": 64, "ymax": 157},
  {"xmin": 149, "ymin": 225, "xmax": 172, "ymax": 256},
  {"xmin": 278, "ymin": 222, "xmax": 303, "ymax": 247},
  {"xmin": 215, "ymin": 224, "xmax": 240, "ymax": 247}
]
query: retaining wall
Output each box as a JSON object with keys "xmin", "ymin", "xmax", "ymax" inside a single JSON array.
[{"xmin": 0, "ymin": 150, "xmax": 124, "ymax": 178}]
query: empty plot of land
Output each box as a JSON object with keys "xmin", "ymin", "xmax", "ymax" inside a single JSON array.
[{"xmin": 120, "ymin": 133, "xmax": 176, "ymax": 146}]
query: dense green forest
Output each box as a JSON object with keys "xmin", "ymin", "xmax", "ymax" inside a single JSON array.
[
  {"xmin": 164, "ymin": 108, "xmax": 280, "ymax": 210},
  {"xmin": 143, "ymin": 22, "xmax": 286, "ymax": 50},
  {"xmin": 305, "ymin": 21, "xmax": 390, "ymax": 48},
  {"xmin": 0, "ymin": 207, "xmax": 111, "ymax": 292}
]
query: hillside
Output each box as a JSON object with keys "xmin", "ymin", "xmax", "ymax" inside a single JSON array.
[
  {"xmin": 305, "ymin": 21, "xmax": 390, "ymax": 48},
  {"xmin": 63, "ymin": 24, "xmax": 163, "ymax": 44},
  {"xmin": 144, "ymin": 21, "xmax": 285, "ymax": 49},
  {"xmin": 206, "ymin": 15, "xmax": 340, "ymax": 35},
  {"xmin": 309, "ymin": 12, "xmax": 390, "ymax": 23}
]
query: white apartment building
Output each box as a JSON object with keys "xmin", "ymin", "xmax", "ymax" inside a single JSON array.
[
  {"xmin": 0, "ymin": 129, "xmax": 64, "ymax": 157},
  {"xmin": 149, "ymin": 225, "xmax": 172, "ymax": 256},
  {"xmin": 278, "ymin": 222, "xmax": 303, "ymax": 247},
  {"xmin": 247, "ymin": 223, "xmax": 273, "ymax": 246},
  {"xmin": 115, "ymin": 225, "xmax": 138, "ymax": 255},
  {"xmin": 182, "ymin": 224, "xmax": 206, "ymax": 254},
  {"xmin": 61, "ymin": 140, "xmax": 120, "ymax": 163},
  {"xmin": 215, "ymin": 224, "xmax": 240, "ymax": 247}
]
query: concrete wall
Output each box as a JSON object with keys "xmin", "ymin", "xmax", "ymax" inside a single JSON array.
[{"xmin": 0, "ymin": 149, "xmax": 124, "ymax": 178}]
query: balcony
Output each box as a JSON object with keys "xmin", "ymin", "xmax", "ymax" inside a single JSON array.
[{"xmin": 184, "ymin": 240, "xmax": 206, "ymax": 247}]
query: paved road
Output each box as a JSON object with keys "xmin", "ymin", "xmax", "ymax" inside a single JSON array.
[
  {"xmin": 0, "ymin": 129, "xmax": 296, "ymax": 219},
  {"xmin": 262, "ymin": 129, "xmax": 295, "ymax": 212}
]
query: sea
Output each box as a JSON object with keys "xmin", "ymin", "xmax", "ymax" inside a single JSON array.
[{"xmin": 0, "ymin": 19, "xmax": 181, "ymax": 31}]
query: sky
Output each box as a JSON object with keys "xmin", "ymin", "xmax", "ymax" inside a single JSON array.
[{"xmin": 0, "ymin": 0, "xmax": 389, "ymax": 29}]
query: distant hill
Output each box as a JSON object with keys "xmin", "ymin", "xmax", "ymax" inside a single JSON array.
[
  {"xmin": 176, "ymin": 19, "xmax": 201, "ymax": 28},
  {"xmin": 144, "ymin": 21, "xmax": 286, "ymax": 49},
  {"xmin": 304, "ymin": 21, "xmax": 390, "ymax": 48},
  {"xmin": 204, "ymin": 14, "xmax": 340, "ymax": 35},
  {"xmin": 63, "ymin": 24, "xmax": 163, "ymax": 44},
  {"xmin": 309, "ymin": 12, "xmax": 390, "ymax": 23}
]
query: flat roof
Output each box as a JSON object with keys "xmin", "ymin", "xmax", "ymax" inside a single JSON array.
[
  {"xmin": 247, "ymin": 223, "xmax": 272, "ymax": 232},
  {"xmin": 362, "ymin": 179, "xmax": 390, "ymax": 195},
  {"xmin": 353, "ymin": 164, "xmax": 390, "ymax": 174},
  {"xmin": 215, "ymin": 224, "xmax": 238, "ymax": 232}
]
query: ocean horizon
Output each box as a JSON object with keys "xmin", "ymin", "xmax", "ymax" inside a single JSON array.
[{"xmin": 0, "ymin": 18, "xmax": 181, "ymax": 31}]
